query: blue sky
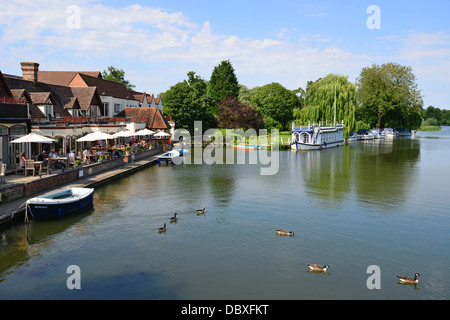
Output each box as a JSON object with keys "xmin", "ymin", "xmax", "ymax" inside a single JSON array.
[{"xmin": 1, "ymin": 0, "xmax": 449, "ymax": 108}]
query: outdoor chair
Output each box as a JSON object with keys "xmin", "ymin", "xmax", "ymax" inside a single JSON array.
[
  {"xmin": 25, "ymin": 160, "xmax": 36, "ymax": 176},
  {"xmin": 0, "ymin": 163, "xmax": 6, "ymax": 184},
  {"xmin": 15, "ymin": 161, "xmax": 25, "ymax": 175}
]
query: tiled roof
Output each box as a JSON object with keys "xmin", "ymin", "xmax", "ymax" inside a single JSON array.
[
  {"xmin": 3, "ymin": 74, "xmax": 103, "ymax": 116},
  {"xmin": 70, "ymin": 73, "xmax": 138, "ymax": 101},
  {"xmin": 116, "ymin": 107, "xmax": 170, "ymax": 130},
  {"xmin": 38, "ymin": 71, "xmax": 101, "ymax": 86}
]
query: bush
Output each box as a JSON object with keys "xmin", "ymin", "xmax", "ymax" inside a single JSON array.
[{"xmin": 74, "ymin": 160, "xmax": 83, "ymax": 168}]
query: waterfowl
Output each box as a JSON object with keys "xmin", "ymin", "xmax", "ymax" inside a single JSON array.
[
  {"xmin": 307, "ymin": 264, "xmax": 330, "ymax": 272},
  {"xmin": 276, "ymin": 229, "xmax": 295, "ymax": 237},
  {"xmin": 397, "ymin": 273, "xmax": 420, "ymax": 284},
  {"xmin": 158, "ymin": 223, "xmax": 167, "ymax": 232},
  {"xmin": 196, "ymin": 207, "xmax": 206, "ymax": 215},
  {"xmin": 170, "ymin": 213, "xmax": 177, "ymax": 222}
]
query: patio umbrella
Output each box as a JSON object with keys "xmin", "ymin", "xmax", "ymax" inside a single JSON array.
[
  {"xmin": 153, "ymin": 131, "xmax": 171, "ymax": 138},
  {"xmin": 135, "ymin": 128, "xmax": 155, "ymax": 136},
  {"xmin": 10, "ymin": 132, "xmax": 55, "ymax": 144},
  {"xmin": 77, "ymin": 131, "xmax": 115, "ymax": 142},
  {"xmin": 112, "ymin": 130, "xmax": 135, "ymax": 138}
]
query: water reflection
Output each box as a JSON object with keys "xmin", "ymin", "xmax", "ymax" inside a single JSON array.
[{"xmin": 297, "ymin": 139, "xmax": 420, "ymax": 209}]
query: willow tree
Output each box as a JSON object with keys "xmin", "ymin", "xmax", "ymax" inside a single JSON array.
[{"xmin": 295, "ymin": 74, "xmax": 356, "ymax": 137}]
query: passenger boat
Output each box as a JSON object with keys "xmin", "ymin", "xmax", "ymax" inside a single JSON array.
[
  {"xmin": 157, "ymin": 150, "xmax": 181, "ymax": 164},
  {"xmin": 26, "ymin": 187, "xmax": 94, "ymax": 221},
  {"xmin": 291, "ymin": 122, "xmax": 345, "ymax": 150},
  {"xmin": 291, "ymin": 86, "xmax": 344, "ymax": 150}
]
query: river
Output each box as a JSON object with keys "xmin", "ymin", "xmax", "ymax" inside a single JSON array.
[{"xmin": 1, "ymin": 127, "xmax": 449, "ymax": 300}]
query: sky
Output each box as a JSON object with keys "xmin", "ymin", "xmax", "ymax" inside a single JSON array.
[{"xmin": 0, "ymin": 0, "xmax": 449, "ymax": 109}]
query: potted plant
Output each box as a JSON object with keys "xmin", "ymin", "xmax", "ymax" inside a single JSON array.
[
  {"xmin": 125, "ymin": 146, "xmax": 131, "ymax": 156},
  {"xmin": 74, "ymin": 160, "xmax": 83, "ymax": 169}
]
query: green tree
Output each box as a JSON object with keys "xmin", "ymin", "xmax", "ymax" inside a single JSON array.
[
  {"xmin": 295, "ymin": 74, "xmax": 357, "ymax": 137},
  {"xmin": 356, "ymin": 62, "xmax": 423, "ymax": 130},
  {"xmin": 161, "ymin": 72, "xmax": 214, "ymax": 134},
  {"xmin": 208, "ymin": 60, "xmax": 240, "ymax": 115},
  {"xmin": 101, "ymin": 66, "xmax": 135, "ymax": 90},
  {"xmin": 250, "ymin": 82, "xmax": 300, "ymax": 130}
]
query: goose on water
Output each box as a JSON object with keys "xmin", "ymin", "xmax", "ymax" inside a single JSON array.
[
  {"xmin": 196, "ymin": 207, "xmax": 206, "ymax": 215},
  {"xmin": 276, "ymin": 229, "xmax": 295, "ymax": 237},
  {"xmin": 307, "ymin": 264, "xmax": 330, "ymax": 272},
  {"xmin": 397, "ymin": 273, "xmax": 420, "ymax": 284},
  {"xmin": 158, "ymin": 223, "xmax": 167, "ymax": 232}
]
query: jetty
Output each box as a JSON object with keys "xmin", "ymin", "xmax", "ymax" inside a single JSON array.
[{"xmin": 0, "ymin": 148, "xmax": 164, "ymax": 228}]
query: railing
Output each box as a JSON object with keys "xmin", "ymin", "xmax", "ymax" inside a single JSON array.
[{"xmin": 30, "ymin": 116, "xmax": 127, "ymax": 126}]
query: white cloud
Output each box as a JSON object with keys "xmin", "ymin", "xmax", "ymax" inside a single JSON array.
[{"xmin": 1, "ymin": 1, "xmax": 449, "ymax": 107}]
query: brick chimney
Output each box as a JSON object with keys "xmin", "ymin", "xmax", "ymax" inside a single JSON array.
[{"xmin": 20, "ymin": 62, "xmax": 40, "ymax": 83}]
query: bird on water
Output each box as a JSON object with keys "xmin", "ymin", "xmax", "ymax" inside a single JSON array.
[
  {"xmin": 276, "ymin": 229, "xmax": 295, "ymax": 237},
  {"xmin": 397, "ymin": 273, "xmax": 420, "ymax": 284},
  {"xmin": 307, "ymin": 264, "xmax": 330, "ymax": 272},
  {"xmin": 158, "ymin": 223, "xmax": 167, "ymax": 232}
]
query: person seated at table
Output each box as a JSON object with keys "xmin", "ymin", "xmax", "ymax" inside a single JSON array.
[
  {"xmin": 83, "ymin": 148, "xmax": 91, "ymax": 163},
  {"xmin": 96, "ymin": 150, "xmax": 103, "ymax": 156},
  {"xmin": 37, "ymin": 150, "xmax": 48, "ymax": 165},
  {"xmin": 20, "ymin": 152, "xmax": 27, "ymax": 168},
  {"xmin": 49, "ymin": 149, "xmax": 57, "ymax": 159}
]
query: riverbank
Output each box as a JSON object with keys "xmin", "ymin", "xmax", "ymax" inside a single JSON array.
[{"xmin": 0, "ymin": 147, "xmax": 164, "ymax": 228}]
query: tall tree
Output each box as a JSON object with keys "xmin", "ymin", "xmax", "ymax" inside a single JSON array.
[
  {"xmin": 208, "ymin": 60, "xmax": 240, "ymax": 115},
  {"xmin": 356, "ymin": 62, "xmax": 423, "ymax": 129},
  {"xmin": 297, "ymin": 74, "xmax": 357, "ymax": 137},
  {"xmin": 162, "ymin": 72, "xmax": 214, "ymax": 134},
  {"xmin": 101, "ymin": 66, "xmax": 135, "ymax": 90}
]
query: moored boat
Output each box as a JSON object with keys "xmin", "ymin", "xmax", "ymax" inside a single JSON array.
[
  {"xmin": 157, "ymin": 150, "xmax": 181, "ymax": 163},
  {"xmin": 26, "ymin": 187, "xmax": 94, "ymax": 221},
  {"xmin": 383, "ymin": 128, "xmax": 397, "ymax": 139},
  {"xmin": 291, "ymin": 122, "xmax": 345, "ymax": 150},
  {"xmin": 370, "ymin": 128, "xmax": 385, "ymax": 139},
  {"xmin": 233, "ymin": 145, "xmax": 262, "ymax": 150}
]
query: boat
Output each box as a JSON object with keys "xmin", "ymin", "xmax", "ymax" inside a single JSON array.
[
  {"xmin": 383, "ymin": 128, "xmax": 397, "ymax": 139},
  {"xmin": 397, "ymin": 127, "xmax": 412, "ymax": 137},
  {"xmin": 370, "ymin": 128, "xmax": 385, "ymax": 139},
  {"xmin": 348, "ymin": 132, "xmax": 361, "ymax": 142},
  {"xmin": 233, "ymin": 145, "xmax": 262, "ymax": 151},
  {"xmin": 357, "ymin": 129, "xmax": 375, "ymax": 140},
  {"xmin": 26, "ymin": 187, "xmax": 95, "ymax": 221},
  {"xmin": 291, "ymin": 85, "xmax": 344, "ymax": 150},
  {"xmin": 291, "ymin": 122, "xmax": 345, "ymax": 150},
  {"xmin": 157, "ymin": 150, "xmax": 181, "ymax": 163}
]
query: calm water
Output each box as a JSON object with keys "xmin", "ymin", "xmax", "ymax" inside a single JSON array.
[{"xmin": 1, "ymin": 128, "xmax": 449, "ymax": 300}]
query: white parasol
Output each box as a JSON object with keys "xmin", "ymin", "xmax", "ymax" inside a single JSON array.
[
  {"xmin": 77, "ymin": 131, "xmax": 115, "ymax": 142},
  {"xmin": 153, "ymin": 131, "xmax": 171, "ymax": 138},
  {"xmin": 112, "ymin": 130, "xmax": 135, "ymax": 138},
  {"xmin": 135, "ymin": 128, "xmax": 155, "ymax": 136},
  {"xmin": 10, "ymin": 132, "xmax": 55, "ymax": 144}
]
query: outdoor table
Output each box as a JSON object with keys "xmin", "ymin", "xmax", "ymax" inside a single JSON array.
[
  {"xmin": 54, "ymin": 157, "xmax": 69, "ymax": 168},
  {"xmin": 33, "ymin": 161, "xmax": 45, "ymax": 176},
  {"xmin": 85, "ymin": 154, "xmax": 99, "ymax": 163}
]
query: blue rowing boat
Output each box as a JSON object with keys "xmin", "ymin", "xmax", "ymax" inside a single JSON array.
[{"xmin": 26, "ymin": 187, "xmax": 94, "ymax": 221}]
